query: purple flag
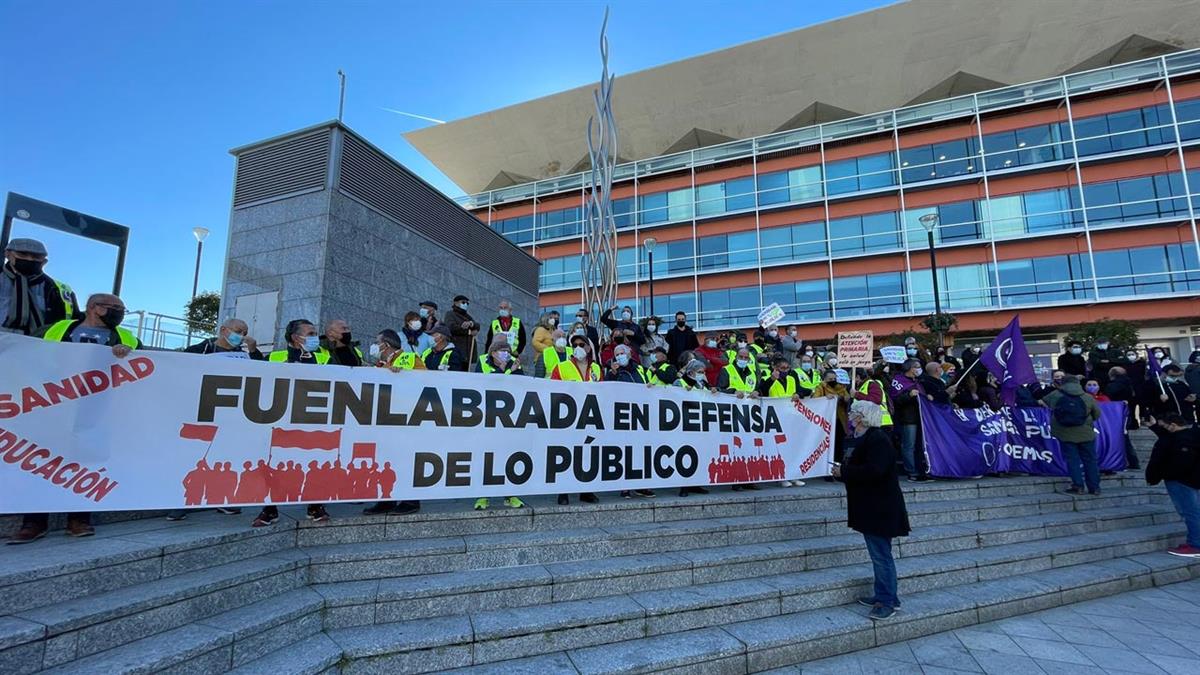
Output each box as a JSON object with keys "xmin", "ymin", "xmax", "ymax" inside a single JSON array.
[
  {"xmin": 978, "ymin": 316, "xmax": 1037, "ymax": 406},
  {"xmin": 1146, "ymin": 348, "xmax": 1164, "ymax": 376}
]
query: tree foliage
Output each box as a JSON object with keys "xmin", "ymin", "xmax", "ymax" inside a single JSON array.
[
  {"xmin": 1061, "ymin": 317, "xmax": 1139, "ymax": 350},
  {"xmin": 184, "ymin": 291, "xmax": 221, "ymax": 334}
]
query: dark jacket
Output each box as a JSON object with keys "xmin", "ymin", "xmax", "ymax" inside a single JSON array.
[
  {"xmin": 1145, "ymin": 425, "xmax": 1200, "ymax": 489},
  {"xmin": 605, "ymin": 362, "xmax": 649, "ymax": 384},
  {"xmin": 1105, "ymin": 374, "xmax": 1140, "ymax": 430},
  {"xmin": 599, "ymin": 308, "xmax": 644, "ymax": 348},
  {"xmin": 185, "ymin": 337, "xmax": 265, "ymax": 360},
  {"xmin": 840, "ymin": 427, "xmax": 911, "ymax": 538},
  {"xmin": 318, "ymin": 337, "xmax": 362, "ymax": 367},
  {"xmin": 1145, "ymin": 379, "xmax": 1196, "ymax": 423},
  {"xmin": 424, "ymin": 345, "xmax": 464, "ymax": 372},
  {"xmin": 1087, "ymin": 347, "xmax": 1119, "ymax": 385},
  {"xmin": 665, "ymin": 325, "xmax": 699, "ymax": 365},
  {"xmin": 1057, "ymin": 352, "xmax": 1087, "ymax": 378},
  {"xmin": 0, "ymin": 268, "xmax": 80, "ymax": 334},
  {"xmin": 918, "ymin": 374, "xmax": 950, "ymax": 405},
  {"xmin": 443, "ymin": 307, "xmax": 477, "ymax": 371},
  {"xmin": 1186, "ymin": 362, "xmax": 1200, "ymax": 398},
  {"xmin": 648, "ymin": 361, "xmax": 679, "ymax": 386}
]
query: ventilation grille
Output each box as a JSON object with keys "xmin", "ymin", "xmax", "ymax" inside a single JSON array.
[
  {"xmin": 338, "ymin": 133, "xmax": 539, "ymax": 295},
  {"xmin": 232, "ymin": 128, "xmax": 330, "ymax": 208}
]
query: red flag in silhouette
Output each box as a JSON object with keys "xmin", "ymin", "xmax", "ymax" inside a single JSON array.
[
  {"xmin": 733, "ymin": 436, "xmax": 742, "ymax": 448},
  {"xmin": 351, "ymin": 442, "xmax": 376, "ymax": 462},
  {"xmin": 270, "ymin": 428, "xmax": 341, "ymax": 450},
  {"xmin": 719, "ymin": 444, "xmax": 730, "ymax": 456},
  {"xmin": 775, "ymin": 434, "xmax": 787, "ymax": 444},
  {"xmin": 753, "ymin": 438, "xmax": 764, "ymax": 448},
  {"xmin": 179, "ymin": 423, "xmax": 218, "ymax": 442}
]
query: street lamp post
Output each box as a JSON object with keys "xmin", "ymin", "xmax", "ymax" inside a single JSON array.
[
  {"xmin": 917, "ymin": 214, "xmax": 943, "ymax": 347},
  {"xmin": 643, "ymin": 237, "xmax": 657, "ymax": 318},
  {"xmin": 186, "ymin": 226, "xmax": 210, "ymax": 345}
]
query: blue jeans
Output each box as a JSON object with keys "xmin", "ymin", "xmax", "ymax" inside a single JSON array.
[
  {"xmin": 1060, "ymin": 440, "xmax": 1100, "ymax": 493},
  {"xmin": 863, "ymin": 533, "xmax": 899, "ymax": 608},
  {"xmin": 899, "ymin": 424, "xmax": 918, "ymax": 476},
  {"xmin": 1164, "ymin": 480, "xmax": 1200, "ymax": 548}
]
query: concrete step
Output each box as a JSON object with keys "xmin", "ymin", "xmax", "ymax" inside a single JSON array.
[
  {"xmin": 0, "ymin": 512, "xmax": 297, "ymax": 615},
  {"xmin": 310, "ymin": 502, "xmax": 1177, "ymax": 627},
  {"xmin": 2, "ymin": 551, "xmax": 309, "ymax": 671},
  {"xmin": 314, "ymin": 520, "xmax": 1186, "ymax": 672},
  {"xmin": 30, "ymin": 588, "xmax": 325, "ymax": 675},
  {"xmin": 298, "ymin": 486, "xmax": 1165, "ymax": 583}
]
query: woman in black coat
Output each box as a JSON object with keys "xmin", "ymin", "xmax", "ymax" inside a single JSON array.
[{"xmin": 833, "ymin": 399, "xmax": 911, "ymax": 620}]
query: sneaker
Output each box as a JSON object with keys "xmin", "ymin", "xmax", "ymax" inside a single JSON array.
[
  {"xmin": 216, "ymin": 507, "xmax": 242, "ymax": 515},
  {"xmin": 504, "ymin": 497, "xmax": 525, "ymax": 509},
  {"xmin": 307, "ymin": 505, "xmax": 330, "ymax": 523},
  {"xmin": 914, "ymin": 475, "xmax": 934, "ymax": 483},
  {"xmin": 557, "ymin": 494, "xmax": 569, "ymax": 505},
  {"xmin": 744, "ymin": 484, "xmax": 761, "ymax": 491},
  {"xmin": 634, "ymin": 490, "xmax": 656, "ymax": 498},
  {"xmin": 1167, "ymin": 544, "xmax": 1200, "ymax": 558},
  {"xmin": 856, "ymin": 596, "xmax": 877, "ymax": 607},
  {"xmin": 780, "ymin": 481, "xmax": 794, "ymax": 488},
  {"xmin": 580, "ymin": 493, "xmax": 600, "ymax": 504},
  {"xmin": 66, "ymin": 520, "xmax": 95, "ymax": 538},
  {"xmin": 165, "ymin": 510, "xmax": 188, "ymax": 521},
  {"xmin": 252, "ymin": 509, "xmax": 279, "ymax": 527},
  {"xmin": 362, "ymin": 502, "xmax": 395, "ymax": 515},
  {"xmin": 622, "ymin": 491, "xmax": 632, "ymax": 499},
  {"xmin": 5, "ymin": 523, "xmax": 47, "ymax": 545},
  {"xmin": 474, "ymin": 498, "xmax": 490, "ymax": 511},
  {"xmin": 792, "ymin": 480, "xmax": 806, "ymax": 487},
  {"xmin": 679, "ymin": 488, "xmax": 691, "ymax": 497},
  {"xmin": 868, "ymin": 603, "xmax": 896, "ymax": 621},
  {"xmin": 393, "ymin": 501, "xmax": 421, "ymax": 515},
  {"xmin": 1064, "ymin": 486, "xmax": 1084, "ymax": 495}
]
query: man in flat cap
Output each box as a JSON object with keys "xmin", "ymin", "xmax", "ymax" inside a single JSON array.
[{"xmin": 1, "ymin": 238, "xmax": 80, "ymax": 335}]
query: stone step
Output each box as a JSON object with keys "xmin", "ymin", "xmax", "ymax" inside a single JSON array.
[
  {"xmin": 299, "ymin": 486, "xmax": 1165, "ymax": 583},
  {"xmin": 29, "ymin": 588, "xmax": 325, "ymax": 675},
  {"xmin": 0, "ymin": 511, "xmax": 297, "ymax": 614},
  {"xmin": 2, "ymin": 551, "xmax": 309, "ymax": 670},
  {"xmin": 311, "ymin": 502, "xmax": 1177, "ymax": 627},
  {"xmin": 315, "ymin": 520, "xmax": 1186, "ymax": 672},
  {"xmin": 536, "ymin": 554, "xmax": 1200, "ymax": 675}
]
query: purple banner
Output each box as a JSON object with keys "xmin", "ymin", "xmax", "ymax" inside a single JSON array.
[{"xmin": 919, "ymin": 400, "xmax": 1127, "ymax": 478}]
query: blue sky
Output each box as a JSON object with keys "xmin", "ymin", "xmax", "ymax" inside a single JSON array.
[{"xmin": 0, "ymin": 0, "xmax": 892, "ymax": 318}]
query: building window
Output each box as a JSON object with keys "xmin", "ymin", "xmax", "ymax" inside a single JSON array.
[
  {"xmin": 997, "ymin": 254, "xmax": 1093, "ymax": 306},
  {"xmin": 699, "ymin": 286, "xmax": 761, "ymax": 327},
  {"xmin": 1083, "ymin": 172, "xmax": 1188, "ymax": 226},
  {"xmin": 1175, "ymin": 97, "xmax": 1200, "ymax": 141},
  {"xmin": 909, "ymin": 263, "xmax": 996, "ymax": 313},
  {"xmin": 638, "ymin": 292, "xmax": 697, "ymax": 322},
  {"xmin": 830, "ymin": 211, "xmax": 901, "ymax": 254},
  {"xmin": 539, "ymin": 255, "xmax": 582, "ymax": 290},
  {"xmin": 757, "ymin": 166, "xmax": 824, "ymax": 206},
  {"xmin": 762, "ymin": 279, "xmax": 832, "ymax": 321},
  {"xmin": 1072, "ymin": 104, "xmax": 1175, "ymax": 157},
  {"xmin": 982, "ymin": 122, "xmax": 1073, "ymax": 171},
  {"xmin": 826, "ymin": 152, "xmax": 897, "ymax": 196},
  {"xmin": 833, "ymin": 271, "xmax": 906, "ymax": 317},
  {"xmin": 899, "ymin": 137, "xmax": 979, "ymax": 183},
  {"xmin": 759, "ymin": 221, "xmax": 827, "ymax": 265},
  {"xmin": 1092, "ymin": 244, "xmax": 1200, "ymax": 298},
  {"xmin": 613, "ymin": 197, "xmax": 636, "ymax": 229}
]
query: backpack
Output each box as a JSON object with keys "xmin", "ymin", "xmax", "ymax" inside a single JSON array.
[{"xmin": 1053, "ymin": 392, "xmax": 1089, "ymax": 427}]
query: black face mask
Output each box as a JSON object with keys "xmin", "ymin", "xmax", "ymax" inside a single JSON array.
[
  {"xmin": 614, "ymin": 336, "xmax": 626, "ymax": 345},
  {"xmin": 341, "ymin": 331, "xmax": 352, "ymax": 344},
  {"xmin": 676, "ymin": 319, "xmax": 686, "ymax": 326},
  {"xmin": 12, "ymin": 259, "xmax": 44, "ymax": 277},
  {"xmin": 101, "ymin": 308, "xmax": 125, "ymax": 329}
]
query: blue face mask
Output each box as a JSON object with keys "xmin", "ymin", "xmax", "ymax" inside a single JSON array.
[
  {"xmin": 302, "ymin": 336, "xmax": 320, "ymax": 352},
  {"xmin": 616, "ymin": 354, "xmax": 630, "ymax": 366},
  {"xmin": 226, "ymin": 331, "xmax": 244, "ymax": 348}
]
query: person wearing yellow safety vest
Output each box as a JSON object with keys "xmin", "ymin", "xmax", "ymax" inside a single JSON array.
[
  {"xmin": 725, "ymin": 332, "xmax": 750, "ymax": 367},
  {"xmin": 484, "ymin": 299, "xmax": 527, "ymax": 359},
  {"xmin": 10, "ymin": 293, "xmax": 137, "ymax": 544},
  {"xmin": 551, "ymin": 334, "xmax": 602, "ymax": 506},
  {"xmin": 537, "ymin": 328, "xmax": 569, "ymax": 378},
  {"xmin": 3, "ymin": 237, "xmax": 80, "ymax": 336},
  {"xmin": 646, "ymin": 346, "xmax": 679, "ymax": 387},
  {"xmin": 606, "ymin": 344, "xmax": 657, "ymax": 499},
  {"xmin": 361, "ymin": 330, "xmax": 426, "ymax": 518},
  {"xmin": 319, "ymin": 319, "xmax": 363, "ymax": 366},
  {"xmin": 854, "ymin": 362, "xmax": 894, "ymax": 428},
  {"xmin": 259, "ymin": 319, "xmax": 333, "ymax": 527},
  {"xmin": 719, "ymin": 346, "xmax": 762, "ymax": 492},
  {"xmin": 473, "ymin": 338, "xmax": 527, "ymax": 511},
  {"xmin": 796, "ymin": 353, "xmax": 823, "ymax": 393},
  {"xmin": 758, "ymin": 354, "xmax": 809, "ymax": 489},
  {"xmin": 813, "ymin": 368, "xmax": 853, "ymax": 471},
  {"xmin": 670, "ymin": 355, "xmax": 714, "ymax": 498},
  {"xmin": 423, "ymin": 325, "xmax": 464, "ymax": 372}
]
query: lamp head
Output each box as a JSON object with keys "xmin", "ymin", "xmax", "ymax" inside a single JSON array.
[
  {"xmin": 918, "ymin": 214, "xmax": 938, "ymax": 234},
  {"xmin": 643, "ymin": 237, "xmax": 656, "ymax": 253},
  {"xmin": 193, "ymin": 227, "xmax": 211, "ymax": 243}
]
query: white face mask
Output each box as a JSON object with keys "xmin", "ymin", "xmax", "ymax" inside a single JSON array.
[
  {"xmin": 706, "ymin": 340, "xmax": 717, "ymax": 348},
  {"xmin": 573, "ymin": 329, "xmax": 585, "ymax": 337},
  {"xmin": 408, "ymin": 320, "xmax": 422, "ymax": 330},
  {"xmin": 789, "ymin": 330, "xmax": 797, "ymax": 337},
  {"xmin": 616, "ymin": 354, "xmax": 630, "ymax": 366},
  {"xmin": 496, "ymin": 350, "xmax": 510, "ymax": 362},
  {"xmin": 573, "ymin": 346, "xmax": 587, "ymax": 360},
  {"xmin": 1070, "ymin": 348, "xmax": 1082, "ymax": 355},
  {"xmin": 622, "ymin": 311, "xmax": 632, "ymax": 320},
  {"xmin": 499, "ymin": 309, "xmax": 510, "ymax": 318},
  {"xmin": 369, "ymin": 343, "xmax": 382, "ymax": 359},
  {"xmin": 647, "ymin": 324, "xmax": 656, "ymax": 333},
  {"xmin": 548, "ymin": 317, "xmax": 558, "ymax": 326},
  {"xmin": 1097, "ymin": 343, "xmax": 1108, "ymax": 350},
  {"xmin": 1126, "ymin": 353, "xmax": 1137, "ymax": 361},
  {"xmin": 458, "ymin": 302, "xmax": 469, "ymax": 310},
  {"xmin": 737, "ymin": 341, "xmax": 747, "ymax": 349},
  {"xmin": 736, "ymin": 359, "xmax": 749, "ymax": 369},
  {"xmin": 827, "ymin": 358, "xmax": 838, "ymax": 366},
  {"xmin": 419, "ymin": 308, "xmax": 430, "ymax": 318},
  {"xmin": 555, "ymin": 337, "xmax": 568, "ymax": 349},
  {"xmin": 768, "ymin": 330, "xmax": 778, "ymax": 338}
]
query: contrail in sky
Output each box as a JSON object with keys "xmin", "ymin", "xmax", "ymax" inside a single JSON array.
[{"xmin": 382, "ymin": 107, "xmax": 446, "ymax": 124}]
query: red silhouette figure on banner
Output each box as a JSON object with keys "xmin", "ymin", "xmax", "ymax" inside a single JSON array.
[
  {"xmin": 300, "ymin": 461, "xmax": 321, "ymax": 501},
  {"xmin": 378, "ymin": 462, "xmax": 396, "ymax": 498},
  {"xmin": 182, "ymin": 460, "xmax": 209, "ymax": 505},
  {"xmin": 269, "ymin": 462, "xmax": 287, "ymax": 502}
]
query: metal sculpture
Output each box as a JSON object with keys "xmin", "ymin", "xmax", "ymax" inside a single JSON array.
[{"xmin": 581, "ymin": 7, "xmax": 619, "ymax": 327}]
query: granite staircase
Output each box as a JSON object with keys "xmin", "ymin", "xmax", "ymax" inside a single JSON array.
[{"xmin": 1, "ymin": 431, "xmax": 1195, "ymax": 674}]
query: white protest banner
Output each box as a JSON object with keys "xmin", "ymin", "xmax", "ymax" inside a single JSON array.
[
  {"xmin": 880, "ymin": 346, "xmax": 907, "ymax": 364},
  {"xmin": 757, "ymin": 303, "xmax": 785, "ymax": 328},
  {"xmin": 0, "ymin": 335, "xmax": 837, "ymax": 513},
  {"xmin": 836, "ymin": 330, "xmax": 874, "ymax": 368}
]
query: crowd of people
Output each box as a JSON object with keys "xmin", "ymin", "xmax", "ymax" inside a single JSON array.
[{"xmin": 3, "ymin": 236, "xmax": 1199, "ymax": 566}]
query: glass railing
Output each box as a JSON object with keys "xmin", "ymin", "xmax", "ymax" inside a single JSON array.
[{"xmin": 460, "ymin": 49, "xmax": 1200, "ymax": 209}]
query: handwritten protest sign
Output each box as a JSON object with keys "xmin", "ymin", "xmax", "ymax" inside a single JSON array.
[{"xmin": 836, "ymin": 330, "xmax": 874, "ymax": 368}]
